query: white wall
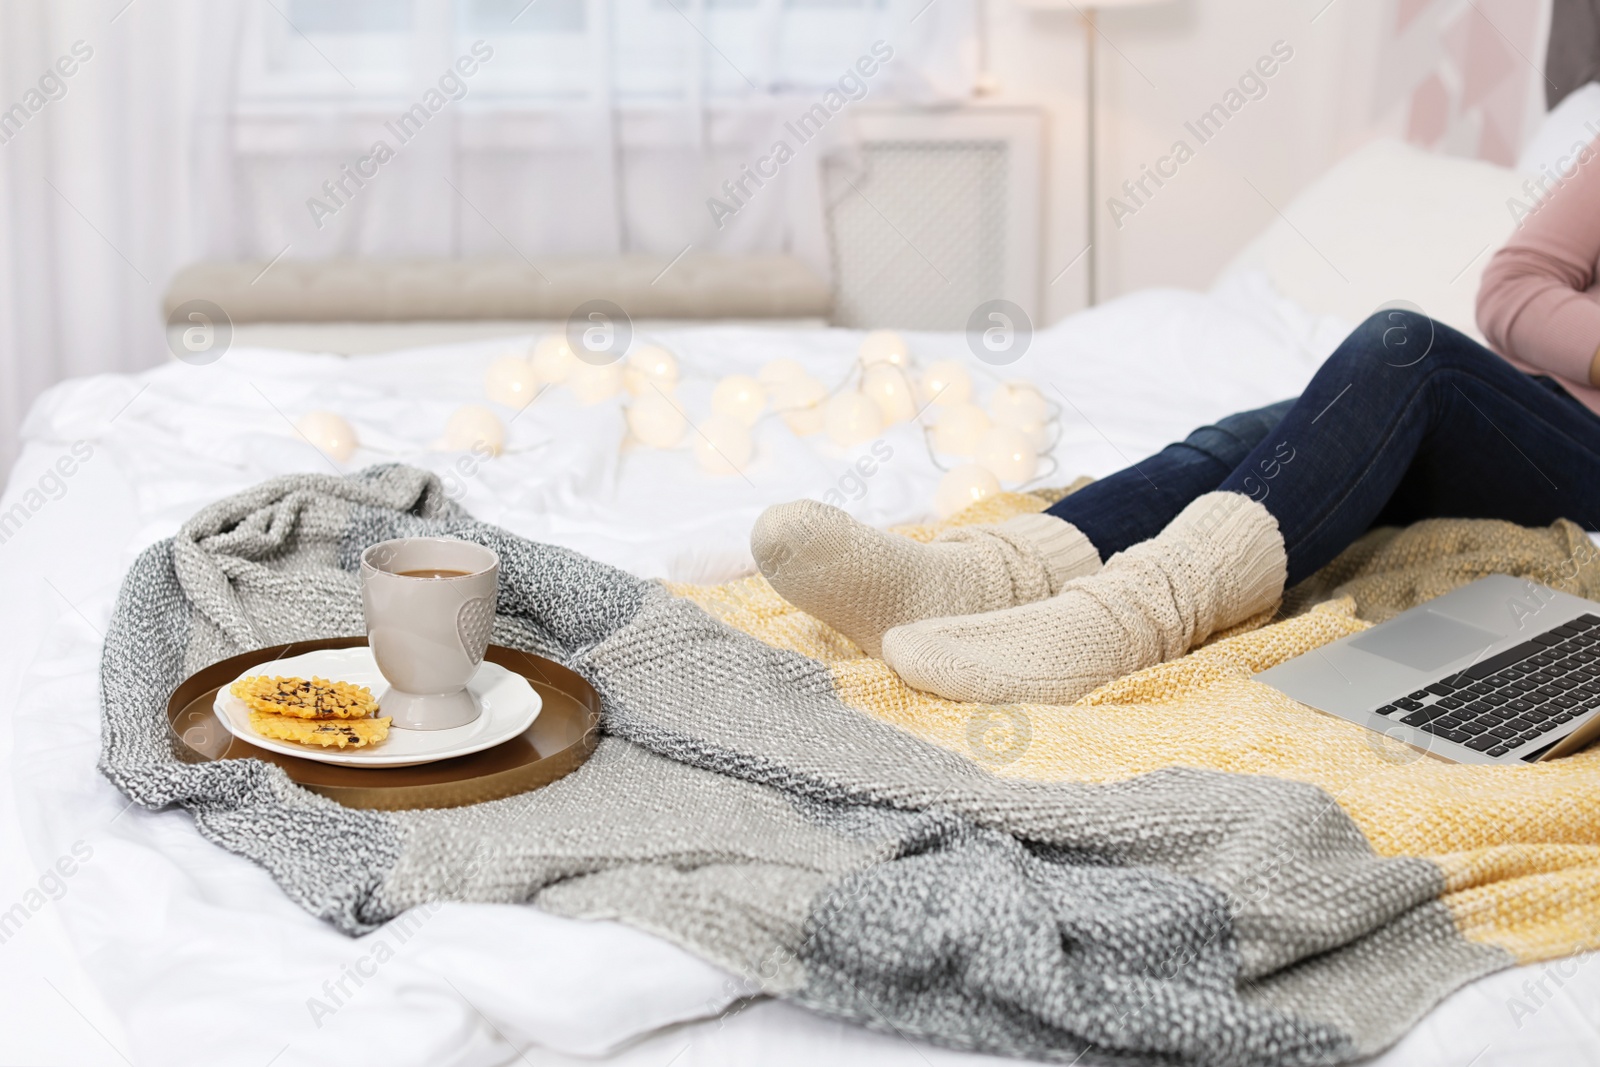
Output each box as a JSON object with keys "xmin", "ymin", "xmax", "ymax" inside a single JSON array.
[{"xmin": 986, "ymin": 0, "xmax": 1409, "ymax": 325}]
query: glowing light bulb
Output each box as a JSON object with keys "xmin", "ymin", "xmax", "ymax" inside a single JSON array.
[
  {"xmin": 758, "ymin": 358, "xmax": 807, "ymax": 390},
  {"xmin": 711, "ymin": 374, "xmax": 766, "ymax": 426},
  {"xmin": 624, "ymin": 345, "xmax": 679, "ymax": 396},
  {"xmin": 861, "ymin": 363, "xmax": 916, "ymax": 424},
  {"xmin": 531, "ymin": 335, "xmax": 577, "ymax": 384},
  {"xmin": 975, "ymin": 426, "xmax": 1038, "ymax": 483},
  {"xmin": 920, "ymin": 359, "xmax": 972, "ymax": 406},
  {"xmin": 294, "ymin": 411, "xmax": 358, "ymax": 464},
  {"xmin": 858, "ymin": 329, "xmax": 909, "ymax": 368},
  {"xmin": 771, "ymin": 375, "xmax": 829, "ymax": 436},
  {"xmin": 990, "ymin": 381, "xmax": 1048, "ymax": 426},
  {"xmin": 1016, "ymin": 420, "xmax": 1051, "ymax": 451},
  {"xmin": 441, "ymin": 405, "xmax": 505, "ymax": 455},
  {"xmin": 625, "ymin": 391, "xmax": 687, "ymax": 448},
  {"xmin": 935, "ymin": 463, "xmax": 1001, "ymax": 519},
  {"xmin": 485, "ymin": 355, "xmax": 539, "ymax": 408},
  {"xmin": 693, "ymin": 413, "xmax": 753, "ymax": 475},
  {"xmin": 823, "ymin": 391, "xmax": 884, "ymax": 448},
  {"xmin": 930, "ymin": 402, "xmax": 991, "ymax": 456},
  {"xmin": 567, "ymin": 361, "xmax": 623, "ymax": 405}
]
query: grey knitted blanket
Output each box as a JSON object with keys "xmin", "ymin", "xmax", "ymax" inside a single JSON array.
[{"xmin": 99, "ymin": 467, "xmax": 1505, "ymax": 1066}]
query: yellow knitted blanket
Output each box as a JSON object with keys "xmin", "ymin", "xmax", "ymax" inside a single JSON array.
[{"xmin": 670, "ymin": 491, "xmax": 1600, "ymax": 971}]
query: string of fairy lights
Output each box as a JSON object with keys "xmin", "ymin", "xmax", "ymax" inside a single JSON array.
[{"xmin": 291, "ymin": 330, "xmax": 1059, "ymax": 518}]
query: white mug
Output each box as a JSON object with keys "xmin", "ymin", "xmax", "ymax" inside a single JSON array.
[{"xmin": 360, "ymin": 537, "xmax": 500, "ymax": 730}]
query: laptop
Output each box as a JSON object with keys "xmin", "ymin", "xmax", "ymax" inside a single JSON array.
[{"xmin": 1256, "ymin": 574, "xmax": 1600, "ymax": 765}]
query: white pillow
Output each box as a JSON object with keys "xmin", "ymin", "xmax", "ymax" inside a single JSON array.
[
  {"xmin": 1216, "ymin": 139, "xmax": 1528, "ymax": 343},
  {"xmin": 1517, "ymin": 81, "xmax": 1600, "ymax": 177}
]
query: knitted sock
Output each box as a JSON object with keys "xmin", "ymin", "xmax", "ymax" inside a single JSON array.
[
  {"xmin": 750, "ymin": 499, "xmax": 1101, "ymax": 656},
  {"xmin": 881, "ymin": 491, "xmax": 1286, "ymax": 704}
]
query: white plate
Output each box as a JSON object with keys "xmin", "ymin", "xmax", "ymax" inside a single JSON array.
[{"xmin": 213, "ymin": 647, "xmax": 541, "ymax": 767}]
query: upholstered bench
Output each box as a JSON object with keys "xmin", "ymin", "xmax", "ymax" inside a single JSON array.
[{"xmin": 163, "ymin": 254, "xmax": 834, "ymax": 354}]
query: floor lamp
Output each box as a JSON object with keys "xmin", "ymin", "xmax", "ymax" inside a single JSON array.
[
  {"xmin": 1083, "ymin": 0, "xmax": 1171, "ymax": 306},
  {"xmin": 1024, "ymin": 0, "xmax": 1164, "ymax": 306}
]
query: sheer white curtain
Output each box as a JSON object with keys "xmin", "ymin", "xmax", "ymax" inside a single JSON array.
[
  {"xmin": 0, "ymin": 0, "xmax": 225, "ymax": 478},
  {"xmin": 0, "ymin": 0, "xmax": 978, "ymax": 479},
  {"xmin": 201, "ymin": 0, "xmax": 979, "ymax": 272}
]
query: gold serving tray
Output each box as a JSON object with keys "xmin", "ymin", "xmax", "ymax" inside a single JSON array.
[{"xmin": 166, "ymin": 636, "xmax": 599, "ymax": 811}]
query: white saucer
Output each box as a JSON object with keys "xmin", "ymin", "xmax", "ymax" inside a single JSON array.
[{"xmin": 213, "ymin": 647, "xmax": 541, "ymax": 768}]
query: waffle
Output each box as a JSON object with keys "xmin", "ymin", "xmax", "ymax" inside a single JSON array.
[
  {"xmin": 230, "ymin": 675, "xmax": 379, "ymax": 720},
  {"xmin": 248, "ymin": 710, "xmax": 391, "ymax": 749}
]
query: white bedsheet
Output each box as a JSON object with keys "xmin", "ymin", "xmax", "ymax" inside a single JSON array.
[{"xmin": 3, "ymin": 275, "xmax": 1598, "ymax": 1066}]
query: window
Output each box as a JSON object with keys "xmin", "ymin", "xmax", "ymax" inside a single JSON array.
[{"xmin": 238, "ymin": 0, "xmax": 895, "ymax": 108}]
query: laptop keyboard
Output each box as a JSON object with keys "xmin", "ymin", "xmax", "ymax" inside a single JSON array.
[{"xmin": 1373, "ymin": 613, "xmax": 1600, "ymax": 757}]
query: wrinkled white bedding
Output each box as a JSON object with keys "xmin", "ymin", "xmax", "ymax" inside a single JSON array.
[{"xmin": 3, "ymin": 274, "xmax": 1597, "ymax": 1066}]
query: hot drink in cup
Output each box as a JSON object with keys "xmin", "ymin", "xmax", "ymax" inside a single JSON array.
[{"xmin": 360, "ymin": 537, "xmax": 499, "ymax": 730}]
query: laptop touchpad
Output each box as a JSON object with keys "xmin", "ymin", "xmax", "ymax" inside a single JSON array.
[{"xmin": 1348, "ymin": 611, "xmax": 1500, "ymax": 672}]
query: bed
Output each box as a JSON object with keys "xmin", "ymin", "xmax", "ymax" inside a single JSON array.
[{"xmin": 5, "ymin": 136, "xmax": 1600, "ymax": 1066}]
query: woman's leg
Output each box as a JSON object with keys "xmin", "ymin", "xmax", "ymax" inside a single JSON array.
[
  {"xmin": 884, "ymin": 311, "xmax": 1600, "ymax": 703},
  {"xmin": 1216, "ymin": 311, "xmax": 1600, "ymax": 587},
  {"xmin": 1046, "ymin": 399, "xmax": 1296, "ymax": 559},
  {"xmin": 750, "ymin": 400, "xmax": 1294, "ymax": 655}
]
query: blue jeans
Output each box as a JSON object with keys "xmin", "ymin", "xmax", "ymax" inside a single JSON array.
[{"xmin": 1047, "ymin": 311, "xmax": 1600, "ymax": 587}]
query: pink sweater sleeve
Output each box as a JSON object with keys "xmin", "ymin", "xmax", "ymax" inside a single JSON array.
[{"xmin": 1476, "ymin": 145, "xmax": 1600, "ymax": 388}]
